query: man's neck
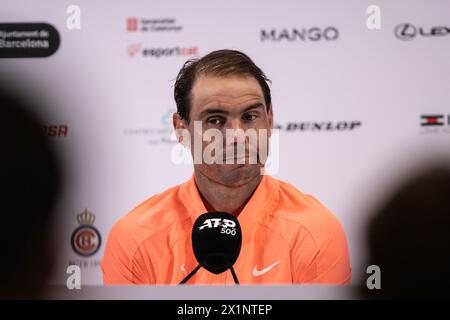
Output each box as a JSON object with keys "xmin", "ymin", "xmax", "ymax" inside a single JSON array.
[{"xmin": 194, "ymin": 171, "xmax": 262, "ymax": 217}]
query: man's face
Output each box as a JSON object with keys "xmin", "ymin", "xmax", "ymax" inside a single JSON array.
[{"xmin": 175, "ymin": 74, "xmax": 273, "ymax": 187}]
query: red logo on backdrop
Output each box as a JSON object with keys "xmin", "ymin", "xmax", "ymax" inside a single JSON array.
[
  {"xmin": 420, "ymin": 114, "xmax": 445, "ymax": 126},
  {"xmin": 127, "ymin": 18, "xmax": 138, "ymax": 31},
  {"xmin": 42, "ymin": 124, "xmax": 68, "ymax": 137},
  {"xmin": 71, "ymin": 209, "xmax": 101, "ymax": 257},
  {"xmin": 127, "ymin": 43, "xmax": 142, "ymax": 57}
]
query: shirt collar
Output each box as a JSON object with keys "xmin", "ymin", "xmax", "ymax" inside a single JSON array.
[{"xmin": 178, "ymin": 172, "xmax": 279, "ymax": 244}]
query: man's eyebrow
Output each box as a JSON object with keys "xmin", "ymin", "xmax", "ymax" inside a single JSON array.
[
  {"xmin": 241, "ymin": 103, "xmax": 264, "ymax": 113},
  {"xmin": 198, "ymin": 108, "xmax": 229, "ymax": 118},
  {"xmin": 198, "ymin": 103, "xmax": 264, "ymax": 118}
]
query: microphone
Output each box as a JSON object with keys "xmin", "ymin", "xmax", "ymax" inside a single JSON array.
[{"xmin": 179, "ymin": 212, "xmax": 242, "ymax": 285}]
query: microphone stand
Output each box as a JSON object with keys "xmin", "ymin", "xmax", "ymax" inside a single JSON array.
[
  {"xmin": 179, "ymin": 264, "xmax": 240, "ymax": 285},
  {"xmin": 179, "ymin": 264, "xmax": 201, "ymax": 285},
  {"xmin": 230, "ymin": 266, "xmax": 239, "ymax": 285}
]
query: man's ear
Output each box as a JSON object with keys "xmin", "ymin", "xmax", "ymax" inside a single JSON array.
[
  {"xmin": 173, "ymin": 112, "xmax": 185, "ymax": 142},
  {"xmin": 173, "ymin": 112, "xmax": 183, "ymax": 129},
  {"xmin": 267, "ymin": 103, "xmax": 273, "ymax": 137},
  {"xmin": 173, "ymin": 112, "xmax": 191, "ymax": 148}
]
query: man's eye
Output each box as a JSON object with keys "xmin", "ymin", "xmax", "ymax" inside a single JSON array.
[
  {"xmin": 242, "ymin": 114, "xmax": 257, "ymax": 121},
  {"xmin": 207, "ymin": 117, "xmax": 224, "ymax": 126}
]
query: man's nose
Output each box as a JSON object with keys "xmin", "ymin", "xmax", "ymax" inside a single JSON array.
[{"xmin": 226, "ymin": 119, "xmax": 246, "ymax": 144}]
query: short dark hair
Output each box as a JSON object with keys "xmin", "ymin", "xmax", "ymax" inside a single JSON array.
[{"xmin": 174, "ymin": 49, "xmax": 272, "ymax": 122}]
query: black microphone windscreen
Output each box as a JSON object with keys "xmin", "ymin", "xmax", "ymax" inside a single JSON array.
[{"xmin": 192, "ymin": 212, "xmax": 242, "ymax": 275}]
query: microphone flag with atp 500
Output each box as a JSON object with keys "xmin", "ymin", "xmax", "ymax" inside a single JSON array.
[{"xmin": 179, "ymin": 212, "xmax": 242, "ymax": 284}]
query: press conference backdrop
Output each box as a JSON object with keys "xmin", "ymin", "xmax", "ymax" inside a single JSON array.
[{"xmin": 1, "ymin": 0, "xmax": 449, "ymax": 286}]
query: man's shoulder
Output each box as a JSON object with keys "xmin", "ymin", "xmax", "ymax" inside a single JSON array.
[
  {"xmin": 269, "ymin": 177, "xmax": 345, "ymax": 245},
  {"xmin": 107, "ymin": 181, "xmax": 190, "ymax": 252}
]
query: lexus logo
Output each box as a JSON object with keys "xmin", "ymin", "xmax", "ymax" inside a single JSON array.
[
  {"xmin": 395, "ymin": 23, "xmax": 417, "ymax": 40},
  {"xmin": 395, "ymin": 23, "xmax": 450, "ymax": 40}
]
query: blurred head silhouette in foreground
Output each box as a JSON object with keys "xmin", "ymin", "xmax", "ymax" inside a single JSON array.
[
  {"xmin": 365, "ymin": 166, "xmax": 450, "ymax": 299},
  {"xmin": 0, "ymin": 87, "xmax": 62, "ymax": 299}
]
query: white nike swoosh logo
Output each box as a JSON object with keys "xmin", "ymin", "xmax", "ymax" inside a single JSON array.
[{"xmin": 252, "ymin": 260, "xmax": 281, "ymax": 277}]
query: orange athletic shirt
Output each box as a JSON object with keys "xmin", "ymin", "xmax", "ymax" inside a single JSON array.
[{"xmin": 101, "ymin": 174, "xmax": 352, "ymax": 285}]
